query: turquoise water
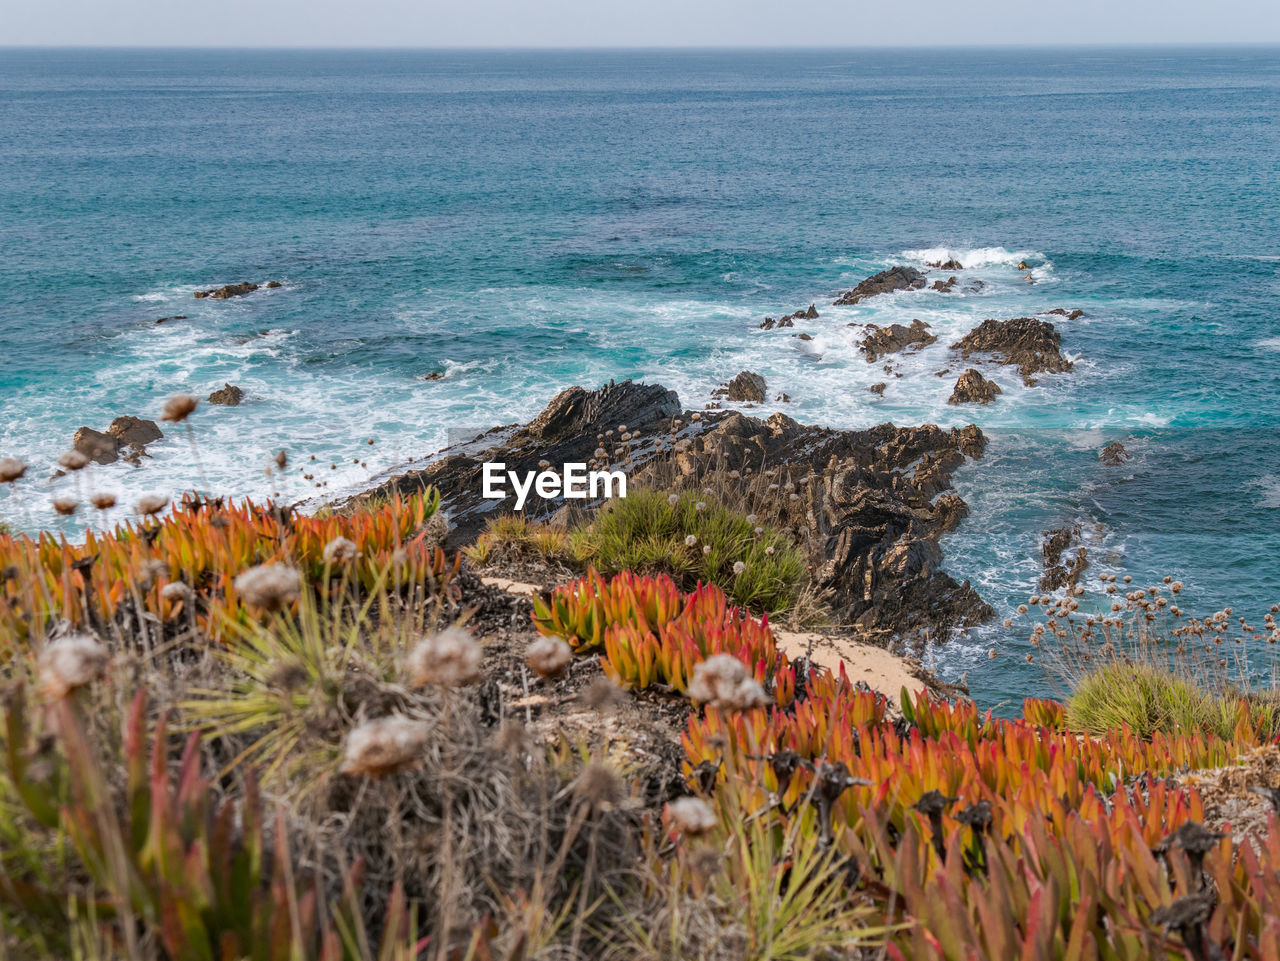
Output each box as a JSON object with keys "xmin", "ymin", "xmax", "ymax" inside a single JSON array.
[{"xmin": 2, "ymin": 47, "xmax": 1279, "ymax": 705}]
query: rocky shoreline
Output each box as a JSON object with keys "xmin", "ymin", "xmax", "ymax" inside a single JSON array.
[{"xmin": 353, "ymin": 378, "xmax": 993, "ymax": 644}]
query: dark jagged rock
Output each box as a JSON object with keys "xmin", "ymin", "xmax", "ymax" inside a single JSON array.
[
  {"xmin": 266, "ymin": 281, "xmax": 282, "ymax": 289},
  {"xmin": 834, "ymin": 266, "xmax": 926, "ymax": 306},
  {"xmin": 194, "ymin": 282, "xmax": 260, "ymax": 300},
  {"xmin": 948, "ymin": 368, "xmax": 1002, "ymax": 405},
  {"xmin": 1040, "ymin": 525, "xmax": 1087, "ymax": 592},
  {"xmin": 926, "ymin": 258, "xmax": 964, "ymax": 271},
  {"xmin": 775, "ymin": 393, "xmax": 791, "ymax": 403},
  {"xmin": 353, "ymin": 379, "xmax": 991, "ymax": 641},
  {"xmin": 154, "ymin": 315, "xmax": 187, "ymax": 324},
  {"xmin": 207, "ymin": 383, "xmax": 244, "ymax": 406},
  {"xmin": 760, "ymin": 305, "xmax": 814, "ymax": 330},
  {"xmin": 1017, "ymin": 260, "xmax": 1031, "ymax": 270},
  {"xmin": 714, "ymin": 371, "xmax": 767, "ymax": 403},
  {"xmin": 793, "ymin": 332, "xmax": 813, "ymax": 341},
  {"xmin": 1099, "ymin": 441, "xmax": 1130, "ymax": 466},
  {"xmin": 1046, "ymin": 307, "xmax": 1084, "ymax": 320},
  {"xmin": 859, "ymin": 319, "xmax": 936, "ymax": 363},
  {"xmin": 73, "ymin": 427, "xmax": 119, "ymax": 465},
  {"xmin": 931, "ymin": 276, "xmax": 959, "ymax": 292},
  {"xmin": 109, "ymin": 416, "xmax": 163, "ymax": 448},
  {"xmin": 71, "ymin": 416, "xmax": 163, "ymax": 466},
  {"xmin": 952, "ymin": 317, "xmax": 1072, "ymax": 385},
  {"xmin": 869, "ymin": 382, "xmax": 886, "ymax": 396}
]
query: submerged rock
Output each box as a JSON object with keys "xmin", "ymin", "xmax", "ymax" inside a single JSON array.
[
  {"xmin": 926, "ymin": 257, "xmax": 964, "ymax": 271},
  {"xmin": 1099, "ymin": 441, "xmax": 1131, "ymax": 465},
  {"xmin": 1046, "ymin": 307, "xmax": 1085, "ymax": 320},
  {"xmin": 869, "ymin": 382, "xmax": 886, "ymax": 396},
  {"xmin": 834, "ymin": 266, "xmax": 926, "ymax": 305},
  {"xmin": 760, "ymin": 305, "xmax": 815, "ymax": 330},
  {"xmin": 952, "ymin": 317, "xmax": 1072, "ymax": 385},
  {"xmin": 948, "ymin": 369, "xmax": 1002, "ymax": 405},
  {"xmin": 931, "ymin": 276, "xmax": 959, "ymax": 292},
  {"xmin": 194, "ymin": 282, "xmax": 259, "ymax": 300},
  {"xmin": 859, "ymin": 319, "xmax": 936, "ymax": 363},
  {"xmin": 207, "ymin": 383, "xmax": 245, "ymax": 406},
  {"xmin": 354, "ymin": 379, "xmax": 992, "ymax": 642},
  {"xmin": 1041, "ymin": 525, "xmax": 1088, "ymax": 592}
]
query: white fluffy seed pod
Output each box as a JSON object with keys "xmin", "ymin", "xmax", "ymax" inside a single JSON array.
[
  {"xmin": 668, "ymin": 797, "xmax": 717, "ymax": 837},
  {"xmin": 339, "ymin": 716, "xmax": 431, "ymax": 776},
  {"xmin": 323, "ymin": 536, "xmax": 359, "ymax": 564},
  {"xmin": 687, "ymin": 654, "xmax": 768, "ymax": 712},
  {"xmin": 160, "ymin": 581, "xmax": 194, "ymax": 604},
  {"xmin": 234, "ymin": 563, "xmax": 302, "ymax": 612},
  {"xmin": 38, "ymin": 633, "xmax": 109, "ymax": 698},
  {"xmin": 407, "ymin": 627, "xmax": 482, "ymax": 687},
  {"xmin": 526, "ymin": 635, "xmax": 573, "ymax": 678},
  {"xmin": 135, "ymin": 494, "xmax": 169, "ymax": 516}
]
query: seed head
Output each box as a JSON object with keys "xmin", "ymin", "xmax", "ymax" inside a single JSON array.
[
  {"xmin": 160, "ymin": 581, "xmax": 194, "ymax": 604},
  {"xmin": 135, "ymin": 494, "xmax": 169, "ymax": 516},
  {"xmin": 668, "ymin": 797, "xmax": 717, "ymax": 837},
  {"xmin": 0, "ymin": 458, "xmax": 27, "ymax": 483},
  {"xmin": 688, "ymin": 654, "xmax": 768, "ymax": 711},
  {"xmin": 274, "ymin": 450, "xmax": 288, "ymax": 469},
  {"xmin": 38, "ymin": 633, "xmax": 108, "ymax": 698},
  {"xmin": 695, "ymin": 501, "xmax": 706, "ymax": 511},
  {"xmin": 702, "ymin": 544, "xmax": 711, "ymax": 555},
  {"xmin": 667, "ymin": 494, "xmax": 679, "ymax": 506},
  {"xmin": 323, "ymin": 536, "xmax": 359, "ymax": 564},
  {"xmin": 572, "ymin": 761, "xmax": 626, "ymax": 809},
  {"xmin": 732, "ymin": 561, "xmax": 746, "ymax": 575},
  {"xmin": 339, "ymin": 716, "xmax": 431, "ymax": 776},
  {"xmin": 685, "ymin": 535, "xmax": 698, "ymax": 547},
  {"xmin": 526, "ymin": 635, "xmax": 572, "ymax": 678},
  {"xmin": 234, "ymin": 563, "xmax": 302, "ymax": 612},
  {"xmin": 406, "ymin": 626, "xmax": 482, "ymax": 687},
  {"xmin": 90, "ymin": 492, "xmax": 117, "ymax": 509},
  {"xmin": 160, "ymin": 394, "xmax": 198, "ymax": 423},
  {"xmin": 52, "ymin": 498, "xmax": 79, "ymax": 516},
  {"xmin": 58, "ymin": 450, "xmax": 89, "ymax": 471}
]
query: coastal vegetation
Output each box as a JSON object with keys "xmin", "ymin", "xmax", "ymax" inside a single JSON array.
[{"xmin": 1, "ymin": 476, "xmax": 1279, "ymax": 960}]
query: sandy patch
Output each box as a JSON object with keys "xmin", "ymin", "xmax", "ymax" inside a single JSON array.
[{"xmin": 774, "ymin": 629, "xmax": 927, "ymax": 700}]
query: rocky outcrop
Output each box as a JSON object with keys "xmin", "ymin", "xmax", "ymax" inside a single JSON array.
[
  {"xmin": 71, "ymin": 416, "xmax": 163, "ymax": 466},
  {"xmin": 354, "ymin": 379, "xmax": 992, "ymax": 642},
  {"xmin": 760, "ymin": 305, "xmax": 817, "ymax": 330},
  {"xmin": 952, "ymin": 317, "xmax": 1072, "ymax": 385},
  {"xmin": 207, "ymin": 383, "xmax": 245, "ymax": 406},
  {"xmin": 154, "ymin": 315, "xmax": 187, "ymax": 324},
  {"xmin": 834, "ymin": 266, "xmax": 926, "ymax": 305},
  {"xmin": 266, "ymin": 281, "xmax": 282, "ymax": 289},
  {"xmin": 859, "ymin": 319, "xmax": 936, "ymax": 363},
  {"xmin": 1041, "ymin": 525, "xmax": 1087, "ymax": 592},
  {"xmin": 195, "ymin": 282, "xmax": 260, "ymax": 300},
  {"xmin": 1099, "ymin": 441, "xmax": 1130, "ymax": 466},
  {"xmin": 1017, "ymin": 260, "xmax": 1031, "ymax": 270},
  {"xmin": 931, "ymin": 276, "xmax": 958, "ymax": 292},
  {"xmin": 947, "ymin": 369, "xmax": 1002, "ymax": 405},
  {"xmin": 1046, "ymin": 307, "xmax": 1084, "ymax": 320},
  {"xmin": 869, "ymin": 382, "xmax": 886, "ymax": 396},
  {"xmin": 714, "ymin": 371, "xmax": 767, "ymax": 404},
  {"xmin": 926, "ymin": 258, "xmax": 964, "ymax": 271}
]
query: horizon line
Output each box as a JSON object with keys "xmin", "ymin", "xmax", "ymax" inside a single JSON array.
[{"xmin": 3, "ymin": 41, "xmax": 1280, "ymax": 52}]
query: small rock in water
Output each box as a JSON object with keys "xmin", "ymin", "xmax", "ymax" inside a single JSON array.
[
  {"xmin": 1099, "ymin": 441, "xmax": 1130, "ymax": 465},
  {"xmin": 194, "ymin": 281, "xmax": 259, "ymax": 300},
  {"xmin": 207, "ymin": 383, "xmax": 245, "ymax": 406},
  {"xmin": 948, "ymin": 369, "xmax": 1002, "ymax": 405}
]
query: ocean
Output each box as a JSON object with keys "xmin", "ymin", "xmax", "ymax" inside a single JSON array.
[{"xmin": 2, "ymin": 46, "xmax": 1278, "ymax": 706}]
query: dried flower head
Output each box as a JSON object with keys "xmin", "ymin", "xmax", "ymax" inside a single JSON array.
[
  {"xmin": 323, "ymin": 536, "xmax": 359, "ymax": 564},
  {"xmin": 38, "ymin": 633, "xmax": 109, "ymax": 698},
  {"xmin": 135, "ymin": 494, "xmax": 169, "ymax": 516},
  {"xmin": 339, "ymin": 716, "xmax": 431, "ymax": 776},
  {"xmin": 160, "ymin": 580, "xmax": 194, "ymax": 604},
  {"xmin": 234, "ymin": 563, "xmax": 301, "ymax": 612},
  {"xmin": 407, "ymin": 627, "xmax": 482, "ymax": 687},
  {"xmin": 572, "ymin": 761, "xmax": 626, "ymax": 809},
  {"xmin": 668, "ymin": 797, "xmax": 717, "ymax": 838},
  {"xmin": 688, "ymin": 654, "xmax": 768, "ymax": 712},
  {"xmin": 90, "ymin": 492, "xmax": 117, "ymax": 509},
  {"xmin": 160, "ymin": 394, "xmax": 199, "ymax": 423},
  {"xmin": 732, "ymin": 561, "xmax": 746, "ymax": 575},
  {"xmin": 58, "ymin": 450, "xmax": 90, "ymax": 471},
  {"xmin": 273, "ymin": 449, "xmax": 288, "ymax": 470},
  {"xmin": 526, "ymin": 635, "xmax": 572, "ymax": 678},
  {"xmin": 0, "ymin": 457, "xmax": 27, "ymax": 483},
  {"xmin": 52, "ymin": 498, "xmax": 79, "ymax": 516},
  {"xmin": 685, "ymin": 535, "xmax": 698, "ymax": 547},
  {"xmin": 702, "ymin": 544, "xmax": 711, "ymax": 555},
  {"xmin": 667, "ymin": 494, "xmax": 680, "ymax": 506}
]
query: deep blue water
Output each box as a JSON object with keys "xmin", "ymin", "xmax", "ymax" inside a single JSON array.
[{"xmin": 2, "ymin": 47, "xmax": 1279, "ymax": 706}]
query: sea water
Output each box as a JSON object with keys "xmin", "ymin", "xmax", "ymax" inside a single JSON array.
[{"xmin": 2, "ymin": 47, "xmax": 1278, "ymax": 705}]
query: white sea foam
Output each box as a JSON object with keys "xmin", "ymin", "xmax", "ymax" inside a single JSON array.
[{"xmin": 900, "ymin": 246, "xmax": 1049, "ymax": 271}]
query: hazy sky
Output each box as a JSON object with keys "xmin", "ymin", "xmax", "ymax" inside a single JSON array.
[{"xmin": 3, "ymin": 0, "xmax": 1280, "ymax": 48}]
